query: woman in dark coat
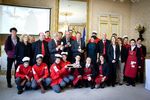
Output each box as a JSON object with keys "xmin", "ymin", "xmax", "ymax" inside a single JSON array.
[
  {"xmin": 86, "ymin": 36, "xmax": 98, "ymax": 65},
  {"xmin": 107, "ymin": 36, "xmax": 120, "ymax": 87},
  {"xmin": 15, "ymin": 34, "xmax": 32, "ymax": 66}
]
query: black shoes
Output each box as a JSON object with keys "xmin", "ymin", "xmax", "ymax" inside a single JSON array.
[
  {"xmin": 119, "ymin": 83, "xmax": 123, "ymax": 86},
  {"xmin": 7, "ymin": 84, "xmax": 12, "ymax": 88},
  {"xmin": 17, "ymin": 90, "xmax": 23, "ymax": 94},
  {"xmin": 100, "ymin": 83, "xmax": 105, "ymax": 88},
  {"xmin": 126, "ymin": 83, "xmax": 136, "ymax": 87},
  {"xmin": 131, "ymin": 83, "xmax": 136, "ymax": 87},
  {"xmin": 112, "ymin": 84, "xmax": 115, "ymax": 87},
  {"xmin": 126, "ymin": 83, "xmax": 130, "ymax": 86},
  {"xmin": 90, "ymin": 85, "xmax": 95, "ymax": 89}
]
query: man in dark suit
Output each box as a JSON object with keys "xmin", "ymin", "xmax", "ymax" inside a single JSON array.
[
  {"xmin": 71, "ymin": 32, "xmax": 85, "ymax": 63},
  {"xmin": 32, "ymin": 32, "xmax": 50, "ymax": 66},
  {"xmin": 98, "ymin": 33, "xmax": 110, "ymax": 62},
  {"xmin": 61, "ymin": 31, "xmax": 73, "ymax": 62},
  {"xmin": 48, "ymin": 33, "xmax": 64, "ymax": 64}
]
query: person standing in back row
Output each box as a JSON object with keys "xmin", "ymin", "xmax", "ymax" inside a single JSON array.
[
  {"xmin": 32, "ymin": 32, "xmax": 50, "ymax": 66},
  {"xmin": 107, "ymin": 36, "xmax": 120, "ymax": 87},
  {"xmin": 125, "ymin": 39, "xmax": 141, "ymax": 87},
  {"xmin": 15, "ymin": 34, "xmax": 33, "ymax": 66},
  {"xmin": 4, "ymin": 27, "xmax": 20, "ymax": 88}
]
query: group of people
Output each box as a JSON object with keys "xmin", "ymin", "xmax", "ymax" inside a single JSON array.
[{"xmin": 4, "ymin": 27, "xmax": 146, "ymax": 94}]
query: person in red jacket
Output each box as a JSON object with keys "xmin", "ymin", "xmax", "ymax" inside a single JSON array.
[
  {"xmin": 31, "ymin": 54, "xmax": 51, "ymax": 93},
  {"xmin": 15, "ymin": 57, "xmax": 33, "ymax": 94},
  {"xmin": 50, "ymin": 54, "xmax": 67, "ymax": 93},
  {"xmin": 60, "ymin": 52, "xmax": 74, "ymax": 85}
]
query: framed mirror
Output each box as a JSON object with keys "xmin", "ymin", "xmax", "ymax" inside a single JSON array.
[{"xmin": 58, "ymin": 0, "xmax": 87, "ymax": 38}]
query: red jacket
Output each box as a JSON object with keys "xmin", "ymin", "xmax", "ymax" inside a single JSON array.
[
  {"xmin": 44, "ymin": 38, "xmax": 51, "ymax": 42},
  {"xmin": 16, "ymin": 64, "xmax": 33, "ymax": 80},
  {"xmin": 83, "ymin": 67, "xmax": 92, "ymax": 80},
  {"xmin": 50, "ymin": 63, "xmax": 66, "ymax": 86},
  {"xmin": 123, "ymin": 44, "xmax": 130, "ymax": 49},
  {"xmin": 60, "ymin": 60, "xmax": 71, "ymax": 77},
  {"xmin": 32, "ymin": 63, "xmax": 49, "ymax": 81},
  {"xmin": 71, "ymin": 36, "xmax": 76, "ymax": 40},
  {"xmin": 88, "ymin": 38, "xmax": 100, "ymax": 44}
]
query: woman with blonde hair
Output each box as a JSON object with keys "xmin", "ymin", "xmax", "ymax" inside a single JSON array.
[{"xmin": 15, "ymin": 34, "xmax": 33, "ymax": 67}]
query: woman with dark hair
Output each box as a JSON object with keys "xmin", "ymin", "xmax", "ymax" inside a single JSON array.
[
  {"xmin": 117, "ymin": 37, "xmax": 127, "ymax": 85},
  {"xmin": 15, "ymin": 34, "xmax": 33, "ymax": 66},
  {"xmin": 123, "ymin": 36, "xmax": 130, "ymax": 49},
  {"xmin": 4, "ymin": 27, "xmax": 19, "ymax": 88},
  {"xmin": 95, "ymin": 55, "xmax": 109, "ymax": 88},
  {"xmin": 107, "ymin": 36, "xmax": 120, "ymax": 87},
  {"xmin": 125, "ymin": 39, "xmax": 141, "ymax": 87},
  {"xmin": 136, "ymin": 38, "xmax": 147, "ymax": 83}
]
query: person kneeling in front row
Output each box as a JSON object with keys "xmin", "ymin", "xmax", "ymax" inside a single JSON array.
[
  {"xmin": 83, "ymin": 57, "xmax": 96, "ymax": 89},
  {"xmin": 60, "ymin": 52, "xmax": 74, "ymax": 86},
  {"xmin": 15, "ymin": 57, "xmax": 33, "ymax": 94},
  {"xmin": 50, "ymin": 54, "xmax": 67, "ymax": 93},
  {"xmin": 95, "ymin": 55, "xmax": 110, "ymax": 89},
  {"xmin": 32, "ymin": 54, "xmax": 51, "ymax": 93}
]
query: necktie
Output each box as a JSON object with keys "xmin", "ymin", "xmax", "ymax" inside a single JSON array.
[
  {"xmin": 41, "ymin": 42, "xmax": 45, "ymax": 56},
  {"xmin": 103, "ymin": 40, "xmax": 106, "ymax": 55}
]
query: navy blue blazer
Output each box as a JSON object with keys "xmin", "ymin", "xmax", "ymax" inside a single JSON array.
[{"xmin": 107, "ymin": 44, "xmax": 120, "ymax": 63}]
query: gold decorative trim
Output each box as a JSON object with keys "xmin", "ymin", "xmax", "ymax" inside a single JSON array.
[{"xmin": 86, "ymin": 0, "xmax": 90, "ymax": 42}]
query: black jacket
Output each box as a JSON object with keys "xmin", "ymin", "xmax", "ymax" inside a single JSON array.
[
  {"xmin": 61, "ymin": 36, "xmax": 73, "ymax": 62},
  {"xmin": 86, "ymin": 64, "xmax": 97, "ymax": 78},
  {"xmin": 71, "ymin": 39, "xmax": 85, "ymax": 57},
  {"xmin": 107, "ymin": 44, "xmax": 120, "ymax": 63},
  {"xmin": 70, "ymin": 62, "xmax": 84, "ymax": 75},
  {"xmin": 96, "ymin": 62, "xmax": 110, "ymax": 77},
  {"xmin": 48, "ymin": 39, "xmax": 61, "ymax": 64},
  {"xmin": 32, "ymin": 40, "xmax": 49, "ymax": 65},
  {"xmin": 119, "ymin": 45, "xmax": 128, "ymax": 63},
  {"xmin": 86, "ymin": 42, "xmax": 98, "ymax": 65},
  {"xmin": 15, "ymin": 42, "xmax": 32, "ymax": 65},
  {"xmin": 97, "ymin": 39, "xmax": 110, "ymax": 55},
  {"xmin": 139, "ymin": 45, "xmax": 147, "ymax": 57}
]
